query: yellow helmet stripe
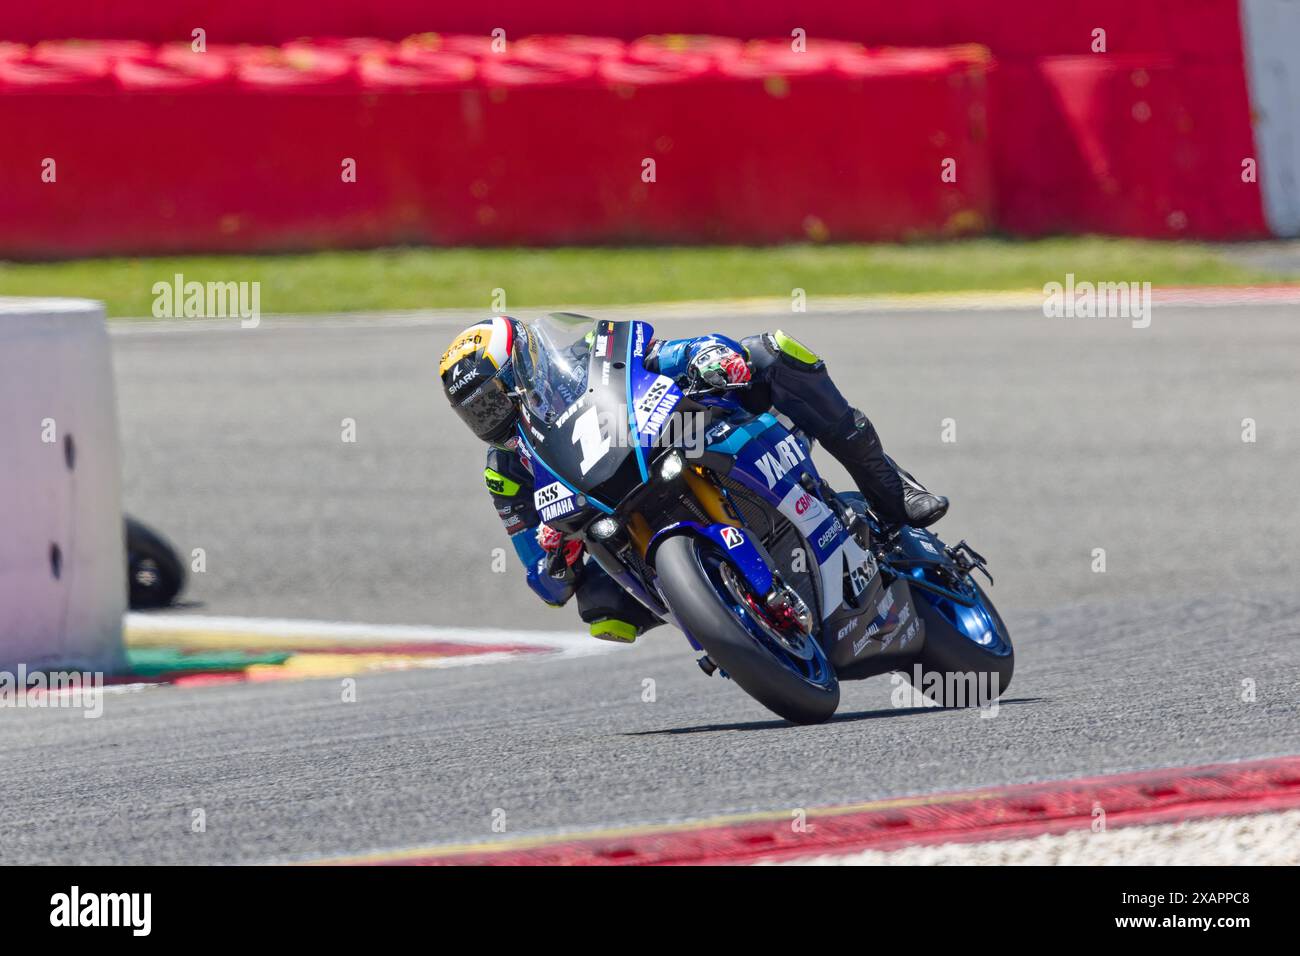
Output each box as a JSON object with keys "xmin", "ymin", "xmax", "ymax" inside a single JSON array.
[{"xmin": 439, "ymin": 324, "xmax": 494, "ymax": 375}]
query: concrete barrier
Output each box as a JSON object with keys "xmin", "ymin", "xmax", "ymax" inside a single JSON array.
[
  {"xmin": 1242, "ymin": 0, "xmax": 1300, "ymax": 237},
  {"xmin": 0, "ymin": 297, "xmax": 126, "ymax": 672}
]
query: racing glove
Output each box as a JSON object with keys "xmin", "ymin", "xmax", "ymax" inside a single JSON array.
[
  {"xmin": 688, "ymin": 342, "xmax": 751, "ymax": 389},
  {"xmin": 537, "ymin": 523, "xmax": 583, "ymax": 576}
]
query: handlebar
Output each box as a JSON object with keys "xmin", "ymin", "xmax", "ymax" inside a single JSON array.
[{"xmin": 681, "ymin": 379, "xmax": 751, "ymax": 398}]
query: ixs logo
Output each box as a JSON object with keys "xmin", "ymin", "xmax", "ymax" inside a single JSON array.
[
  {"xmin": 754, "ymin": 435, "xmax": 807, "ymax": 488},
  {"xmin": 847, "ymin": 553, "xmax": 875, "ymax": 595},
  {"xmin": 634, "ymin": 376, "xmax": 681, "ymax": 436},
  {"xmin": 534, "ymin": 481, "xmax": 578, "ymax": 522},
  {"xmin": 641, "ymin": 396, "xmax": 680, "ymax": 437},
  {"xmin": 50, "ymin": 887, "xmax": 151, "ymax": 936},
  {"xmin": 534, "ymin": 481, "xmax": 568, "ymax": 507},
  {"xmin": 636, "ymin": 378, "xmax": 670, "ymax": 415}
]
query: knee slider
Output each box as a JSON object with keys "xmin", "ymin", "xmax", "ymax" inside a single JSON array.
[
  {"xmin": 772, "ymin": 330, "xmax": 821, "ymax": 367},
  {"xmin": 744, "ymin": 331, "xmax": 822, "ymax": 372}
]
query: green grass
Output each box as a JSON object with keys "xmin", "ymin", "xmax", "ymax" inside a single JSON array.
[{"xmin": 0, "ymin": 238, "xmax": 1287, "ymax": 318}]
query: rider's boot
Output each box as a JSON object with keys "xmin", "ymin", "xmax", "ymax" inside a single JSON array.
[
  {"xmin": 819, "ymin": 409, "xmax": 948, "ymax": 529},
  {"xmin": 891, "ymin": 457, "xmax": 949, "ymax": 528},
  {"xmin": 736, "ymin": 332, "xmax": 948, "ymax": 529}
]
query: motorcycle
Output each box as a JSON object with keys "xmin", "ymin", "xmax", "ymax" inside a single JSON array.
[
  {"xmin": 125, "ymin": 515, "xmax": 186, "ymax": 609},
  {"xmin": 512, "ymin": 313, "xmax": 1013, "ymax": 724}
]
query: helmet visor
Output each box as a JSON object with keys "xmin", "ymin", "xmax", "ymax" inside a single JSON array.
[{"xmin": 452, "ymin": 375, "xmax": 517, "ymax": 443}]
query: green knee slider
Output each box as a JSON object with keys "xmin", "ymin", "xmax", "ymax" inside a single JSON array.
[{"xmin": 773, "ymin": 330, "xmax": 820, "ymax": 365}]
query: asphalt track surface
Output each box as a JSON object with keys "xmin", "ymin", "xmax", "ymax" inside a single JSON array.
[{"xmin": 2, "ymin": 302, "xmax": 1298, "ymax": 864}]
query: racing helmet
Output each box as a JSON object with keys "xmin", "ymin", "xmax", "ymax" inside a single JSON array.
[{"xmin": 440, "ymin": 316, "xmax": 520, "ymax": 444}]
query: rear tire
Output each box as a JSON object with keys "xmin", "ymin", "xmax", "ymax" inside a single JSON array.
[
  {"xmin": 909, "ymin": 580, "xmax": 1013, "ymax": 707},
  {"xmin": 655, "ymin": 534, "xmax": 839, "ymax": 725},
  {"xmin": 125, "ymin": 515, "xmax": 186, "ymax": 609}
]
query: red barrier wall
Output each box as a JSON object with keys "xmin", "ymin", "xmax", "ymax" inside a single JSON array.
[
  {"xmin": 0, "ymin": 41, "xmax": 994, "ymax": 257},
  {"xmin": 0, "ymin": 1, "xmax": 1270, "ymax": 247},
  {"xmin": 0, "ymin": 1, "xmax": 1249, "ymax": 61},
  {"xmin": 993, "ymin": 57, "xmax": 1266, "ymax": 238}
]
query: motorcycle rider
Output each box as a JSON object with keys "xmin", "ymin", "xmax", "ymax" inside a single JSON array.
[{"xmin": 440, "ymin": 315, "xmax": 947, "ymax": 643}]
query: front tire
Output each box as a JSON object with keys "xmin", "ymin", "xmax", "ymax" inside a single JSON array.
[{"xmin": 655, "ymin": 534, "xmax": 839, "ymax": 725}]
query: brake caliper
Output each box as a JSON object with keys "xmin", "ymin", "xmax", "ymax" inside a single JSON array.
[{"xmin": 763, "ymin": 578, "xmax": 814, "ymax": 635}]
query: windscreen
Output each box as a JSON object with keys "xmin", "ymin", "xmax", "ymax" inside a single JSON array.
[{"xmin": 511, "ymin": 312, "xmax": 596, "ymax": 424}]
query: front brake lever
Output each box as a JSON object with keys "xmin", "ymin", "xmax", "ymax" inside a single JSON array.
[{"xmin": 682, "ymin": 380, "xmax": 750, "ymax": 398}]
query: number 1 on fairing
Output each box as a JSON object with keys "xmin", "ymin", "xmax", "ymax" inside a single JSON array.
[{"xmin": 572, "ymin": 406, "xmax": 610, "ymax": 475}]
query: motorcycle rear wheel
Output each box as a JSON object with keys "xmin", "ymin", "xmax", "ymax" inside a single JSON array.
[
  {"xmin": 125, "ymin": 515, "xmax": 186, "ymax": 609},
  {"xmin": 908, "ymin": 576, "xmax": 1014, "ymax": 707}
]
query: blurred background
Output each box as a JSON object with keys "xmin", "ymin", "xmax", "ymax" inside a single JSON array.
[
  {"xmin": 2, "ymin": 2, "xmax": 1299, "ymax": 868},
  {"xmin": 0, "ymin": 0, "xmax": 1297, "ymax": 311},
  {"xmin": 4, "ymin": 1, "xmax": 1300, "ymax": 629}
]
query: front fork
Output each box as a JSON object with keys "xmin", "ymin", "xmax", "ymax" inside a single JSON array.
[{"xmin": 646, "ymin": 467, "xmax": 815, "ymax": 647}]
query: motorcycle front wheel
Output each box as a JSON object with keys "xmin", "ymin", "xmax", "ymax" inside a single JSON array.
[{"xmin": 655, "ymin": 534, "xmax": 839, "ymax": 725}]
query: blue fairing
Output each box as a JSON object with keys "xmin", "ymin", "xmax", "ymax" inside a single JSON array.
[
  {"xmin": 717, "ymin": 413, "xmax": 823, "ymax": 524},
  {"xmin": 647, "ymin": 520, "xmax": 775, "ymax": 596},
  {"xmin": 704, "ymin": 412, "xmax": 779, "ymax": 455},
  {"xmin": 502, "ymin": 317, "xmax": 1009, "ymax": 710},
  {"xmin": 517, "ymin": 430, "xmax": 615, "ymax": 516},
  {"xmin": 516, "ymin": 316, "xmax": 852, "ymax": 636},
  {"xmin": 626, "ymin": 321, "xmax": 652, "ymax": 481},
  {"xmin": 643, "ymin": 520, "xmax": 774, "ymax": 653},
  {"xmin": 628, "ymin": 321, "xmax": 689, "ymax": 465}
]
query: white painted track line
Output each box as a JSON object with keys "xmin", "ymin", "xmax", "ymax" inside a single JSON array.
[
  {"xmin": 105, "ymin": 285, "xmax": 1300, "ymax": 335},
  {"xmin": 124, "ymin": 612, "xmax": 616, "ymax": 659}
]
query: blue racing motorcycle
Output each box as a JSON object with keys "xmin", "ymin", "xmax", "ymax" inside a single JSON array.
[{"xmin": 511, "ymin": 313, "xmax": 1013, "ymax": 724}]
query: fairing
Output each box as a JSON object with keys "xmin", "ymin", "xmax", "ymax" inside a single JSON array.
[
  {"xmin": 514, "ymin": 314, "xmax": 922, "ymax": 677},
  {"xmin": 513, "ymin": 316, "xmax": 686, "ymax": 518}
]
